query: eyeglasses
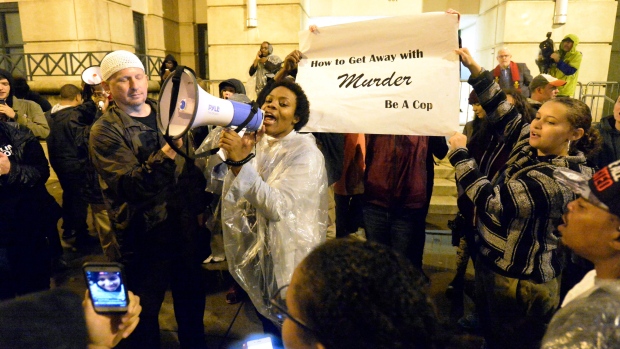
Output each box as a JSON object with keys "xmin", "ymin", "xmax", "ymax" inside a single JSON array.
[{"xmin": 269, "ymin": 284, "xmax": 315, "ymax": 334}]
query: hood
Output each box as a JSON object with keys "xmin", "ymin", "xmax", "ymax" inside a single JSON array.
[
  {"xmin": 561, "ymin": 34, "xmax": 579, "ymax": 53},
  {"xmin": 160, "ymin": 54, "xmax": 178, "ymax": 75},
  {"xmin": 164, "ymin": 54, "xmax": 178, "ymax": 65},
  {"xmin": 0, "ymin": 69, "xmax": 15, "ymax": 108},
  {"xmin": 219, "ymin": 78, "xmax": 246, "ymax": 96},
  {"xmin": 50, "ymin": 103, "xmax": 73, "ymax": 114}
]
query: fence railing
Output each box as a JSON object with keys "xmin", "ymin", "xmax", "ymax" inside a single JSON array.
[
  {"xmin": 0, "ymin": 52, "xmax": 164, "ymax": 80},
  {"xmin": 579, "ymin": 81, "xmax": 619, "ymax": 123},
  {"xmin": 460, "ymin": 80, "xmax": 618, "ymax": 126}
]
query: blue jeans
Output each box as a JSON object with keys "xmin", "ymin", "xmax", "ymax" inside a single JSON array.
[{"xmin": 362, "ymin": 203, "xmax": 427, "ymax": 269}]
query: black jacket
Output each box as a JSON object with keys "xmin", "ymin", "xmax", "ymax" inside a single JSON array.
[
  {"xmin": 0, "ymin": 122, "xmax": 58, "ymax": 246},
  {"xmin": 47, "ymin": 105, "xmax": 84, "ymax": 173}
]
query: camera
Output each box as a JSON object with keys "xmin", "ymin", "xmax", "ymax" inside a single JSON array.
[
  {"xmin": 536, "ymin": 32, "xmax": 555, "ymax": 74},
  {"xmin": 83, "ymin": 262, "xmax": 129, "ymax": 314}
]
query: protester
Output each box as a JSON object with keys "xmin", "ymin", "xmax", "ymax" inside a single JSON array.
[
  {"xmin": 591, "ymin": 95, "xmax": 620, "ymax": 169},
  {"xmin": 363, "ymin": 134, "xmax": 430, "ymax": 272},
  {"xmin": 72, "ymin": 82, "xmax": 118, "ymax": 260},
  {"xmin": 334, "ymin": 133, "xmax": 366, "ymax": 238},
  {"xmin": 89, "ymin": 50, "xmax": 207, "ymax": 349},
  {"xmin": 0, "ymin": 288, "xmax": 141, "ymax": 349},
  {"xmin": 219, "ymin": 79, "xmax": 327, "ymax": 339},
  {"xmin": 0, "ymin": 119, "xmax": 60, "ymax": 300},
  {"xmin": 450, "ymin": 47, "xmax": 599, "ymax": 349},
  {"xmin": 549, "ymin": 34, "xmax": 582, "ymax": 97},
  {"xmin": 0, "ymin": 69, "xmax": 50, "ymax": 139},
  {"xmin": 13, "ymin": 76, "xmax": 52, "ymax": 112},
  {"xmin": 277, "ymin": 239, "xmax": 438, "ymax": 349},
  {"xmin": 446, "ymin": 90, "xmax": 485, "ymax": 299},
  {"xmin": 47, "ymin": 84, "xmax": 93, "ymax": 245},
  {"xmin": 541, "ymin": 160, "xmax": 620, "ymax": 348},
  {"xmin": 504, "ymin": 87, "xmax": 535, "ymax": 123},
  {"xmin": 526, "ymin": 74, "xmax": 566, "ymax": 112}
]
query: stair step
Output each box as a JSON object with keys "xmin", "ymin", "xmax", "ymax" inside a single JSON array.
[
  {"xmin": 432, "ymin": 178, "xmax": 457, "ymax": 196},
  {"xmin": 434, "ymin": 164, "xmax": 455, "ymax": 179},
  {"xmin": 428, "ymin": 195, "xmax": 458, "ymax": 215}
]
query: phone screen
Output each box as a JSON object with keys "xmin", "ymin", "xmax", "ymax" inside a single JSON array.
[
  {"xmin": 83, "ymin": 263, "xmax": 129, "ymax": 314},
  {"xmin": 243, "ymin": 337, "xmax": 274, "ymax": 349}
]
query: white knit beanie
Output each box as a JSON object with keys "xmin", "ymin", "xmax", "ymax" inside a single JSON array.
[{"xmin": 100, "ymin": 50, "xmax": 145, "ymax": 81}]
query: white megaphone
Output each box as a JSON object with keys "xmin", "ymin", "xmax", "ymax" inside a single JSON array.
[
  {"xmin": 81, "ymin": 66, "xmax": 103, "ymax": 85},
  {"xmin": 158, "ymin": 67, "xmax": 263, "ymax": 140}
]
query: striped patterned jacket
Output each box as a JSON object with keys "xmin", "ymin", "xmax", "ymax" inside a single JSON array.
[{"xmin": 450, "ymin": 70, "xmax": 596, "ymax": 283}]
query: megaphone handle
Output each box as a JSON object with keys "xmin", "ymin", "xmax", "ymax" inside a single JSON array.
[
  {"xmin": 217, "ymin": 129, "xmax": 245, "ymax": 161},
  {"xmin": 217, "ymin": 148, "xmax": 227, "ymax": 161}
]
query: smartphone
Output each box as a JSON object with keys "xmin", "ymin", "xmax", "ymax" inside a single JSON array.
[
  {"xmin": 243, "ymin": 337, "xmax": 274, "ymax": 349},
  {"xmin": 83, "ymin": 262, "xmax": 129, "ymax": 314}
]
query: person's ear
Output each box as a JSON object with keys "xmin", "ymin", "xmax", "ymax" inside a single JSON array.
[{"xmin": 570, "ymin": 127, "xmax": 585, "ymax": 141}]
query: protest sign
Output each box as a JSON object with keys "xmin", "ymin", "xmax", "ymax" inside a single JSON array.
[{"xmin": 296, "ymin": 13, "xmax": 460, "ymax": 136}]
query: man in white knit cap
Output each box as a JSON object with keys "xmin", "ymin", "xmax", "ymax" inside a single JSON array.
[{"xmin": 89, "ymin": 50, "xmax": 208, "ymax": 349}]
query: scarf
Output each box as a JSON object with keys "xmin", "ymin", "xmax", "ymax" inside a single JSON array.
[{"xmin": 493, "ymin": 61, "xmax": 521, "ymax": 90}]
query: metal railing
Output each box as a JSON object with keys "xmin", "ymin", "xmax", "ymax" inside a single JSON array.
[
  {"xmin": 0, "ymin": 51, "xmax": 164, "ymax": 80},
  {"xmin": 579, "ymin": 81, "xmax": 619, "ymax": 123},
  {"xmin": 459, "ymin": 80, "xmax": 619, "ymax": 125}
]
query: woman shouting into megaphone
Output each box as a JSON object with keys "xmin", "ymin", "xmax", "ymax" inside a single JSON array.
[{"xmin": 218, "ymin": 79, "xmax": 328, "ymax": 339}]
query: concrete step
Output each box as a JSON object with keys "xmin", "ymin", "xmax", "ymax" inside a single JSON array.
[
  {"xmin": 434, "ymin": 162, "xmax": 455, "ymax": 179},
  {"xmin": 432, "ymin": 178, "xmax": 457, "ymax": 196},
  {"xmin": 428, "ymin": 195, "xmax": 458, "ymax": 215}
]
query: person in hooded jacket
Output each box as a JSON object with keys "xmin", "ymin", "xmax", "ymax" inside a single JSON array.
[
  {"xmin": 0, "ymin": 120, "xmax": 60, "ymax": 300},
  {"xmin": 590, "ymin": 95, "xmax": 620, "ymax": 169},
  {"xmin": 0, "ymin": 69, "xmax": 50, "ymax": 139},
  {"xmin": 13, "ymin": 76, "xmax": 52, "ymax": 113},
  {"xmin": 159, "ymin": 54, "xmax": 178, "ymax": 84},
  {"xmin": 549, "ymin": 34, "xmax": 582, "ymax": 98}
]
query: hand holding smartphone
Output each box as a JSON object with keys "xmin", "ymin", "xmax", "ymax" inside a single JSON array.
[{"xmin": 83, "ymin": 262, "xmax": 129, "ymax": 314}]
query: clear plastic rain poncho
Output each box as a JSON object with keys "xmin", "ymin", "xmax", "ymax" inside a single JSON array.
[
  {"xmin": 541, "ymin": 283, "xmax": 620, "ymax": 349},
  {"xmin": 221, "ymin": 130, "xmax": 328, "ymax": 323}
]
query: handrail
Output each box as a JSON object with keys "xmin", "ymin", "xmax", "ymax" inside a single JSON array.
[
  {"xmin": 0, "ymin": 51, "xmax": 164, "ymax": 80},
  {"xmin": 580, "ymin": 81, "xmax": 619, "ymax": 123}
]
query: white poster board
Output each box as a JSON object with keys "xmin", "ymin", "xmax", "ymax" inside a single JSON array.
[{"xmin": 296, "ymin": 13, "xmax": 460, "ymax": 136}]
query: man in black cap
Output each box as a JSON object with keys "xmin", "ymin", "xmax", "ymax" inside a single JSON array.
[{"xmin": 542, "ymin": 161, "xmax": 620, "ymax": 347}]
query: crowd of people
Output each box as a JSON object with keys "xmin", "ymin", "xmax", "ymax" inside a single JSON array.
[{"xmin": 0, "ymin": 10, "xmax": 619, "ymax": 349}]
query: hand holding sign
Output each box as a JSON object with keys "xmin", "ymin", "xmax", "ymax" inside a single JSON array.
[
  {"xmin": 455, "ymin": 48, "xmax": 482, "ymax": 78},
  {"xmin": 296, "ymin": 13, "xmax": 460, "ymax": 136},
  {"xmin": 448, "ymin": 131, "xmax": 467, "ymax": 150}
]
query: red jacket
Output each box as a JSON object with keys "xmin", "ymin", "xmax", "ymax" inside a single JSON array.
[{"xmin": 364, "ymin": 135, "xmax": 429, "ymax": 209}]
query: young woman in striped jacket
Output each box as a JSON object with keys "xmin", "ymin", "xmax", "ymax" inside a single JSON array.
[{"xmin": 448, "ymin": 48, "xmax": 601, "ymax": 349}]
